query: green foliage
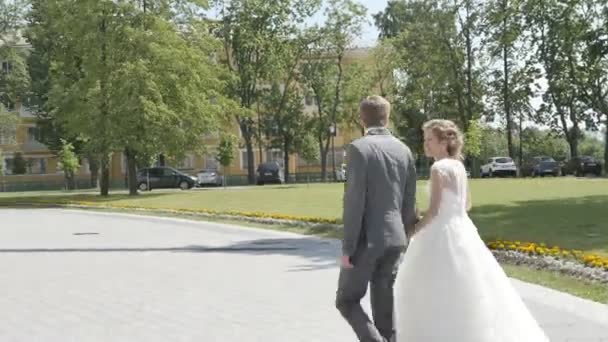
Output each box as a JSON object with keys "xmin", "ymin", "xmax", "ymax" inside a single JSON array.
[
  {"xmin": 520, "ymin": 127, "xmax": 569, "ymax": 161},
  {"xmin": 218, "ymin": 0, "xmax": 322, "ymax": 183},
  {"xmin": 58, "ymin": 139, "xmax": 80, "ymax": 175},
  {"xmin": 578, "ymin": 134, "xmax": 604, "ymax": 161},
  {"xmin": 464, "ymin": 119, "xmax": 482, "ymax": 158},
  {"xmin": 479, "ymin": 126, "xmax": 509, "ymax": 162},
  {"xmin": 216, "ymin": 133, "xmax": 237, "ymax": 169},
  {"xmin": 0, "ymin": 0, "xmax": 30, "ymax": 112},
  {"xmin": 33, "ymin": 0, "xmax": 229, "ymax": 195},
  {"xmin": 0, "ymin": 148, "xmax": 4, "ymax": 176}
]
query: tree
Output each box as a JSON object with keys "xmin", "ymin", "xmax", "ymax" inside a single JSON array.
[
  {"xmin": 0, "ymin": 107, "xmax": 17, "ymax": 142},
  {"xmin": 302, "ymin": 0, "xmax": 366, "ymax": 181},
  {"xmin": 478, "ymin": 126, "xmax": 509, "ymax": 162},
  {"xmin": 384, "ymin": 2, "xmax": 464, "ymax": 123},
  {"xmin": 217, "ymin": 0, "xmax": 320, "ymax": 184},
  {"xmin": 369, "ymin": 39, "xmax": 399, "ymax": 100},
  {"xmin": 0, "ymin": 148, "xmax": 4, "ymax": 176},
  {"xmin": 40, "ymin": 0, "xmax": 227, "ymax": 196},
  {"xmin": 520, "ymin": 127, "xmax": 569, "ymax": 161},
  {"xmin": 258, "ymin": 28, "xmax": 321, "ymax": 183},
  {"xmin": 25, "ymin": 0, "xmax": 100, "ymax": 187},
  {"xmin": 525, "ymin": 0, "xmax": 593, "ymax": 158},
  {"xmin": 216, "ymin": 133, "xmax": 237, "ymax": 186},
  {"xmin": 261, "ymin": 82, "xmax": 314, "ymax": 183},
  {"xmin": 464, "ymin": 119, "xmax": 482, "ymax": 158},
  {"xmin": 483, "ymin": 0, "xmax": 527, "ymax": 158},
  {"xmin": 576, "ymin": 0, "xmax": 608, "ymax": 173},
  {"xmin": 58, "ymin": 139, "xmax": 80, "ymax": 190},
  {"xmin": 342, "ymin": 62, "xmax": 372, "ymax": 137},
  {"xmin": 373, "ymin": 0, "xmax": 410, "ymax": 39},
  {"xmin": 0, "ymin": 0, "xmax": 29, "ymax": 113}
]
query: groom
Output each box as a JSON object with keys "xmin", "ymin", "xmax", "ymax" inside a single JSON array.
[{"xmin": 335, "ymin": 95, "xmax": 417, "ymax": 342}]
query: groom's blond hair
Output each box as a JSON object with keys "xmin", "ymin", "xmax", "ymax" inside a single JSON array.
[{"xmin": 360, "ymin": 95, "xmax": 391, "ymax": 127}]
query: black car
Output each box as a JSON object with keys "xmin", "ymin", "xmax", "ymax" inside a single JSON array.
[
  {"xmin": 521, "ymin": 156, "xmax": 560, "ymax": 177},
  {"xmin": 256, "ymin": 162, "xmax": 284, "ymax": 185},
  {"xmin": 137, "ymin": 167, "xmax": 196, "ymax": 191},
  {"xmin": 561, "ymin": 156, "xmax": 603, "ymax": 177}
]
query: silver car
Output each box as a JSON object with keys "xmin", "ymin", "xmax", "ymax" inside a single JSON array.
[{"xmin": 197, "ymin": 169, "xmax": 224, "ymax": 187}]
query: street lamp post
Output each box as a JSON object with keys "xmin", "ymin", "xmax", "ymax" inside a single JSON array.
[{"xmin": 329, "ymin": 123, "xmax": 337, "ymax": 182}]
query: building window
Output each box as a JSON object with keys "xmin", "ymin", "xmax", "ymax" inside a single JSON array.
[
  {"xmin": 3, "ymin": 158, "xmax": 14, "ymax": 175},
  {"xmin": 304, "ymin": 93, "xmax": 316, "ymax": 106},
  {"xmin": 27, "ymin": 158, "xmax": 47, "ymax": 174},
  {"xmin": 265, "ymin": 149, "xmax": 284, "ymax": 167},
  {"xmin": 240, "ymin": 149, "xmax": 249, "ymax": 170},
  {"xmin": 205, "ymin": 152, "xmax": 219, "ymax": 170},
  {"xmin": 1, "ymin": 61, "xmax": 11, "ymax": 74},
  {"xmin": 177, "ymin": 154, "xmax": 194, "ymax": 169},
  {"xmin": 27, "ymin": 126, "xmax": 42, "ymax": 143}
]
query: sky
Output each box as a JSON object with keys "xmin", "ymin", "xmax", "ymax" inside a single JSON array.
[
  {"xmin": 306, "ymin": 0, "xmax": 388, "ymax": 47},
  {"xmin": 207, "ymin": 0, "xmax": 387, "ymax": 47}
]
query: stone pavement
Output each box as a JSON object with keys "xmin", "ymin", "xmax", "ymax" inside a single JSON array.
[{"xmin": 0, "ymin": 208, "xmax": 606, "ymax": 342}]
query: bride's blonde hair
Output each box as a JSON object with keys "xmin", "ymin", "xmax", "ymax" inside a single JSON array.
[{"xmin": 422, "ymin": 119, "xmax": 464, "ymax": 160}]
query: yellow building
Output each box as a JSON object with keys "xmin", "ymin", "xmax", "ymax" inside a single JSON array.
[{"xmin": 0, "ymin": 47, "xmax": 375, "ymax": 190}]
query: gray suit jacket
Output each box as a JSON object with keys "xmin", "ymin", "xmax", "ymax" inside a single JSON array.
[{"xmin": 341, "ymin": 127, "xmax": 417, "ymax": 258}]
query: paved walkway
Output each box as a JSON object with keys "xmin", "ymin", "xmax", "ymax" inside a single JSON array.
[{"xmin": 0, "ymin": 208, "xmax": 606, "ymax": 341}]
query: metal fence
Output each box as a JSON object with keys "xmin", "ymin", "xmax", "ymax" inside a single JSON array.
[{"xmin": 0, "ymin": 163, "xmax": 434, "ymax": 193}]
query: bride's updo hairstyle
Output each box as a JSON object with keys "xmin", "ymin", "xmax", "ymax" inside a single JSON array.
[{"xmin": 422, "ymin": 119, "xmax": 464, "ymax": 160}]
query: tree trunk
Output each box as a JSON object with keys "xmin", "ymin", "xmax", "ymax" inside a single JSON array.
[
  {"xmin": 245, "ymin": 138, "xmax": 255, "ymax": 185},
  {"xmin": 503, "ymin": 8, "xmax": 514, "ymax": 158},
  {"xmin": 158, "ymin": 154, "xmax": 165, "ymax": 166},
  {"xmin": 100, "ymin": 154, "xmax": 110, "ymax": 196},
  {"xmin": 604, "ymin": 116, "xmax": 608, "ymax": 175},
  {"xmin": 320, "ymin": 146, "xmax": 328, "ymax": 182},
  {"xmin": 465, "ymin": 0, "xmax": 474, "ymax": 126},
  {"xmin": 283, "ymin": 139, "xmax": 290, "ymax": 184},
  {"xmin": 89, "ymin": 157, "xmax": 99, "ymax": 188},
  {"xmin": 64, "ymin": 170, "xmax": 75, "ymax": 190},
  {"xmin": 566, "ymin": 124, "xmax": 579, "ymax": 159},
  {"xmin": 319, "ymin": 135, "xmax": 331, "ymax": 182},
  {"xmin": 238, "ymin": 119, "xmax": 256, "ymax": 185},
  {"xmin": 125, "ymin": 148, "xmax": 138, "ymax": 196}
]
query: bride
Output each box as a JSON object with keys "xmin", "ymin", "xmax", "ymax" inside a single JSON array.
[{"xmin": 394, "ymin": 119, "xmax": 550, "ymax": 342}]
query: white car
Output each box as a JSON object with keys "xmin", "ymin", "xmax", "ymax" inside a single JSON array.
[
  {"xmin": 335, "ymin": 164, "xmax": 347, "ymax": 182},
  {"xmin": 481, "ymin": 157, "xmax": 517, "ymax": 177},
  {"xmin": 197, "ymin": 169, "xmax": 224, "ymax": 186}
]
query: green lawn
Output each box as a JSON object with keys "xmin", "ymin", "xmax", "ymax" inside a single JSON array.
[
  {"xmin": 1, "ymin": 177, "xmax": 607, "ymax": 255},
  {"xmin": 503, "ymin": 264, "xmax": 608, "ymax": 303}
]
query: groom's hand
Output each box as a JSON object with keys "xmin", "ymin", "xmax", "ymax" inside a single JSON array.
[{"xmin": 341, "ymin": 255, "xmax": 354, "ymax": 269}]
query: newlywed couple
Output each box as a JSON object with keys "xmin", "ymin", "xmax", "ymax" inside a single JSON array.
[{"xmin": 336, "ymin": 95, "xmax": 550, "ymax": 342}]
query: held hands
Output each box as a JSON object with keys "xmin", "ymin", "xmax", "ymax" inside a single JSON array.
[{"xmin": 341, "ymin": 255, "xmax": 354, "ymax": 269}]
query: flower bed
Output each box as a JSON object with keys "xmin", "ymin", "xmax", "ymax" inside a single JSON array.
[{"xmin": 486, "ymin": 240, "xmax": 608, "ymax": 271}]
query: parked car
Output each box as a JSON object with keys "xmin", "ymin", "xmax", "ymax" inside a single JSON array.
[
  {"xmin": 256, "ymin": 162, "xmax": 285, "ymax": 185},
  {"xmin": 197, "ymin": 169, "xmax": 224, "ymax": 187},
  {"xmin": 137, "ymin": 167, "xmax": 196, "ymax": 191},
  {"xmin": 561, "ymin": 156, "xmax": 603, "ymax": 177},
  {"xmin": 480, "ymin": 157, "xmax": 517, "ymax": 177},
  {"xmin": 521, "ymin": 156, "xmax": 560, "ymax": 177},
  {"xmin": 335, "ymin": 163, "xmax": 347, "ymax": 182}
]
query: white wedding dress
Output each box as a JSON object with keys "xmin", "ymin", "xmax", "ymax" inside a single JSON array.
[{"xmin": 394, "ymin": 158, "xmax": 550, "ymax": 342}]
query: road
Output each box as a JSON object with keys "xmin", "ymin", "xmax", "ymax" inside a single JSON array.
[{"xmin": 0, "ymin": 209, "xmax": 606, "ymax": 341}]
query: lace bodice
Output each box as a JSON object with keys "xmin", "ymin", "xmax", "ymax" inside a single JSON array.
[{"xmin": 425, "ymin": 158, "xmax": 469, "ymax": 218}]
